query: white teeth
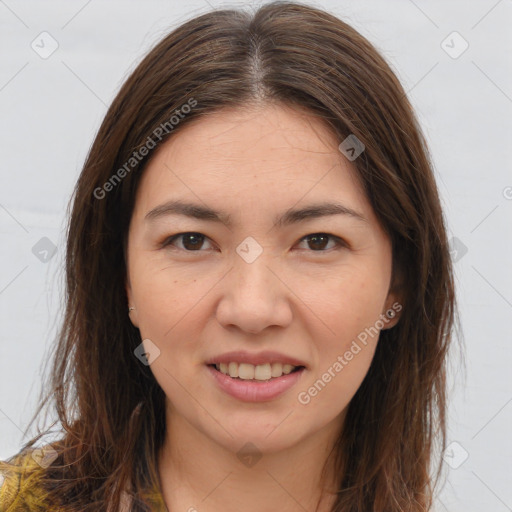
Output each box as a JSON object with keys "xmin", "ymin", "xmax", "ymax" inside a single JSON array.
[
  {"xmin": 254, "ymin": 363, "xmax": 271, "ymax": 380},
  {"xmin": 282, "ymin": 364, "xmax": 294, "ymax": 375},
  {"xmin": 271, "ymin": 362, "xmax": 283, "ymax": 377},
  {"xmin": 238, "ymin": 363, "xmax": 255, "ymax": 380},
  {"xmin": 214, "ymin": 362, "xmax": 299, "ymax": 380},
  {"xmin": 228, "ymin": 362, "xmax": 239, "ymax": 378}
]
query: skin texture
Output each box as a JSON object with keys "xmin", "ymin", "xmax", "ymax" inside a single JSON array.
[{"xmin": 125, "ymin": 103, "xmax": 402, "ymax": 512}]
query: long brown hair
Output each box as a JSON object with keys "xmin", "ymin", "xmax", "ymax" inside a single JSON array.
[{"xmin": 1, "ymin": 2, "xmax": 458, "ymax": 510}]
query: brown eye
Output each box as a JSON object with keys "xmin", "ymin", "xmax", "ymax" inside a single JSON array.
[
  {"xmin": 161, "ymin": 232, "xmax": 346, "ymax": 253},
  {"xmin": 298, "ymin": 233, "xmax": 345, "ymax": 252},
  {"xmin": 163, "ymin": 232, "xmax": 213, "ymax": 251}
]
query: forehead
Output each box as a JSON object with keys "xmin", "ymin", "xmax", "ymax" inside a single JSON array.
[{"xmin": 133, "ymin": 103, "xmax": 374, "ymax": 225}]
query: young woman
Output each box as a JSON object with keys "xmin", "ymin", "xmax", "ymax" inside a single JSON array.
[{"xmin": 0, "ymin": 2, "xmax": 457, "ymax": 511}]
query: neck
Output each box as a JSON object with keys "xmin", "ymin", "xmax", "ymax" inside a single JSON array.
[{"xmin": 157, "ymin": 402, "xmax": 343, "ymax": 512}]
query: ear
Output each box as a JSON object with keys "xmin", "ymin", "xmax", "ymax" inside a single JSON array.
[
  {"xmin": 380, "ymin": 262, "xmax": 405, "ymax": 330},
  {"xmin": 126, "ymin": 274, "xmax": 140, "ymax": 329},
  {"xmin": 380, "ymin": 290, "xmax": 403, "ymax": 330}
]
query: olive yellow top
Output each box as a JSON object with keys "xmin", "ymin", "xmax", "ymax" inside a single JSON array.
[{"xmin": 0, "ymin": 448, "xmax": 168, "ymax": 511}]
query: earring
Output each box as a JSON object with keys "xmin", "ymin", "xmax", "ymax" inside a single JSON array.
[{"xmin": 128, "ymin": 306, "xmax": 135, "ymax": 313}]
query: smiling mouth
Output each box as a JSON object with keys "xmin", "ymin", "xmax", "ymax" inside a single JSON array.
[{"xmin": 208, "ymin": 363, "xmax": 305, "ymax": 381}]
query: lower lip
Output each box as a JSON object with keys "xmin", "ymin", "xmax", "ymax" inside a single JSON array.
[{"xmin": 206, "ymin": 365, "xmax": 305, "ymax": 402}]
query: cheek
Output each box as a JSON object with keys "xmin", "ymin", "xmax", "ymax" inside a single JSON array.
[
  {"xmin": 301, "ymin": 264, "xmax": 389, "ymax": 345},
  {"xmin": 295, "ymin": 274, "xmax": 382, "ymax": 420},
  {"xmin": 297, "ymin": 265, "xmax": 387, "ymax": 402},
  {"xmin": 129, "ymin": 255, "xmax": 207, "ymax": 342},
  {"xmin": 294, "ymin": 345, "xmax": 375, "ymax": 433}
]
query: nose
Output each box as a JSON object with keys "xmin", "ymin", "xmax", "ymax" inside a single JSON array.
[{"xmin": 215, "ymin": 251, "xmax": 293, "ymax": 334}]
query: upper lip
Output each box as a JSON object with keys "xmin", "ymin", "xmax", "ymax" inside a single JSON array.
[{"xmin": 205, "ymin": 350, "xmax": 308, "ymax": 368}]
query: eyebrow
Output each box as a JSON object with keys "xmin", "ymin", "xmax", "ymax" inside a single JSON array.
[{"xmin": 144, "ymin": 199, "xmax": 368, "ymax": 227}]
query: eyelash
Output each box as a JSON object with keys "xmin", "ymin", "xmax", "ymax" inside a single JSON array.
[{"xmin": 160, "ymin": 232, "xmax": 348, "ymax": 253}]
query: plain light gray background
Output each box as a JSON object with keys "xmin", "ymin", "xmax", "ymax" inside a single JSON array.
[{"xmin": 1, "ymin": 1, "xmax": 511, "ymax": 510}]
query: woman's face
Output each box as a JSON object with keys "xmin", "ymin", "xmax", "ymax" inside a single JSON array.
[{"xmin": 126, "ymin": 103, "xmax": 401, "ymax": 454}]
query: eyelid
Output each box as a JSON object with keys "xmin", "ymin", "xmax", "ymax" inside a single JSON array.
[
  {"xmin": 160, "ymin": 232, "xmax": 349, "ymax": 252},
  {"xmin": 160, "ymin": 232, "xmax": 216, "ymax": 251},
  {"xmin": 296, "ymin": 233, "xmax": 348, "ymax": 251}
]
